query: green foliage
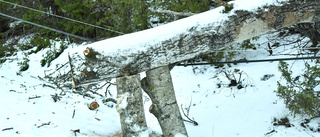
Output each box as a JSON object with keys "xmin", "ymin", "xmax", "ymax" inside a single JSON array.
[
  {"xmin": 222, "ymin": 5, "xmax": 233, "ymax": 13},
  {"xmin": 241, "ymin": 39, "xmax": 257, "ymax": 50},
  {"xmin": 29, "ymin": 35, "xmax": 51, "ymax": 54},
  {"xmin": 21, "ymin": 4, "xmax": 60, "ymax": 38},
  {"xmin": 18, "ymin": 54, "xmax": 30, "ymax": 71},
  {"xmin": 15, "ymin": 34, "xmax": 51, "ymax": 54},
  {"xmin": 0, "ymin": 44, "xmax": 6, "ymax": 58},
  {"xmin": 41, "ymin": 41, "xmax": 68, "ymax": 67},
  {"xmin": 0, "ymin": 43, "xmax": 16, "ymax": 58},
  {"xmin": 151, "ymin": 0, "xmax": 211, "ymax": 23},
  {"xmin": 276, "ymin": 61, "xmax": 320, "ymax": 117}
]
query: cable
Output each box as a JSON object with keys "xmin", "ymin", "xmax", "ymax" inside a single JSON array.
[
  {"xmin": 0, "ymin": 0, "xmax": 125, "ymax": 35},
  {"xmin": 0, "ymin": 12, "xmax": 95, "ymax": 42},
  {"xmin": 198, "ymin": 47, "xmax": 320, "ymax": 54},
  {"xmin": 177, "ymin": 56, "xmax": 320, "ymax": 66}
]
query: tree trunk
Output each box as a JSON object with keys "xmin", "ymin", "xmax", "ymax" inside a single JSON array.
[
  {"xmin": 141, "ymin": 66, "xmax": 188, "ymax": 137},
  {"xmin": 68, "ymin": 0, "xmax": 320, "ymax": 85},
  {"xmin": 116, "ymin": 74, "xmax": 148, "ymax": 137}
]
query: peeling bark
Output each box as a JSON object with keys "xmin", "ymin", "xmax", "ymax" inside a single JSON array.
[
  {"xmin": 116, "ymin": 74, "xmax": 147, "ymax": 137},
  {"xmin": 141, "ymin": 66, "xmax": 188, "ymax": 137},
  {"xmin": 68, "ymin": 0, "xmax": 320, "ymax": 84}
]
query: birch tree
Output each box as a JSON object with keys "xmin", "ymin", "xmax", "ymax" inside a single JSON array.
[
  {"xmin": 116, "ymin": 74, "xmax": 148, "ymax": 137},
  {"xmin": 141, "ymin": 66, "xmax": 188, "ymax": 136},
  {"xmin": 68, "ymin": 0, "xmax": 320, "ymax": 85},
  {"xmin": 63, "ymin": 0, "xmax": 320, "ymax": 136}
]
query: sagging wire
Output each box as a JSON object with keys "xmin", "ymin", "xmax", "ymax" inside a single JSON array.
[
  {"xmin": 177, "ymin": 56, "xmax": 320, "ymax": 66},
  {"xmin": 0, "ymin": 12, "xmax": 95, "ymax": 42},
  {"xmin": 0, "ymin": 0, "xmax": 125, "ymax": 35}
]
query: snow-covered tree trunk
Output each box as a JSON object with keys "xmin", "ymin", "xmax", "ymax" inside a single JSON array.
[
  {"xmin": 141, "ymin": 66, "xmax": 188, "ymax": 137},
  {"xmin": 116, "ymin": 74, "xmax": 148, "ymax": 137},
  {"xmin": 69, "ymin": 0, "xmax": 320, "ymax": 85}
]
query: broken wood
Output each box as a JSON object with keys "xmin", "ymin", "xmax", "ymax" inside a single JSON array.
[
  {"xmin": 37, "ymin": 121, "xmax": 51, "ymax": 128},
  {"xmin": 72, "ymin": 109, "xmax": 75, "ymax": 118},
  {"xmin": 71, "ymin": 129, "xmax": 80, "ymax": 136},
  {"xmin": 2, "ymin": 127, "xmax": 13, "ymax": 131},
  {"xmin": 28, "ymin": 95, "xmax": 41, "ymax": 99}
]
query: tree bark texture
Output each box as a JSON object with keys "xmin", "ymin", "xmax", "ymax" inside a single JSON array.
[
  {"xmin": 69, "ymin": 0, "xmax": 320, "ymax": 85},
  {"xmin": 116, "ymin": 74, "xmax": 148, "ymax": 137},
  {"xmin": 141, "ymin": 66, "xmax": 188, "ymax": 137}
]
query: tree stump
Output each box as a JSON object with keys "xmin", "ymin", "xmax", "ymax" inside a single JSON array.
[
  {"xmin": 141, "ymin": 66, "xmax": 188, "ymax": 137},
  {"xmin": 116, "ymin": 74, "xmax": 148, "ymax": 137}
]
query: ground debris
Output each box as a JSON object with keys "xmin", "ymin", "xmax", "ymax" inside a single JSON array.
[
  {"xmin": 28, "ymin": 95, "xmax": 41, "ymax": 99},
  {"xmin": 261, "ymin": 74, "xmax": 275, "ymax": 81},
  {"xmin": 273, "ymin": 117, "xmax": 293, "ymax": 127},
  {"xmin": 2, "ymin": 127, "xmax": 13, "ymax": 131},
  {"xmin": 37, "ymin": 121, "xmax": 51, "ymax": 128},
  {"xmin": 265, "ymin": 129, "xmax": 276, "ymax": 135},
  {"xmin": 71, "ymin": 129, "xmax": 80, "ymax": 136}
]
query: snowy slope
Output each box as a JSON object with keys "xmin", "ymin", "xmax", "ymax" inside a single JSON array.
[
  {"xmin": 1, "ymin": 0, "xmax": 320, "ymax": 136},
  {"xmin": 1, "ymin": 32, "xmax": 320, "ymax": 137}
]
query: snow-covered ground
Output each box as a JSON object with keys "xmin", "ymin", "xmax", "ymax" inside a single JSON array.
[
  {"xmin": 1, "ymin": 32, "xmax": 320, "ymax": 137},
  {"xmin": 1, "ymin": 0, "xmax": 320, "ymax": 136}
]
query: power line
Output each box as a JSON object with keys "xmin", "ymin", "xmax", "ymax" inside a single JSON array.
[
  {"xmin": 210, "ymin": 47, "xmax": 320, "ymax": 53},
  {"xmin": 177, "ymin": 56, "xmax": 320, "ymax": 66},
  {"xmin": 0, "ymin": 12, "xmax": 95, "ymax": 42},
  {"xmin": 0, "ymin": 0, "xmax": 125, "ymax": 35}
]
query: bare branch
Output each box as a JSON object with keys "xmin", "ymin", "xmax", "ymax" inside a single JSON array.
[
  {"xmin": 181, "ymin": 104, "xmax": 198, "ymax": 126},
  {"xmin": 2, "ymin": 127, "xmax": 13, "ymax": 131}
]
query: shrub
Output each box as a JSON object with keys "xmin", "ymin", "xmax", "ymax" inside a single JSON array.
[
  {"xmin": 275, "ymin": 60, "xmax": 320, "ymax": 117},
  {"xmin": 240, "ymin": 39, "xmax": 257, "ymax": 50},
  {"xmin": 40, "ymin": 40, "xmax": 68, "ymax": 67}
]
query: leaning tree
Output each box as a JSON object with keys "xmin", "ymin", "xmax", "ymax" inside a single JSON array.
[{"xmin": 63, "ymin": 0, "xmax": 320, "ymax": 136}]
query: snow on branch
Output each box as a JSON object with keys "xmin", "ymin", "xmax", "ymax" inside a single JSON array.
[
  {"xmin": 150, "ymin": 9, "xmax": 195, "ymax": 17},
  {"xmin": 68, "ymin": 0, "xmax": 320, "ymax": 85}
]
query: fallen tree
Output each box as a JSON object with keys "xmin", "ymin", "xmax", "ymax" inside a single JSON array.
[{"xmin": 68, "ymin": 0, "xmax": 320, "ymax": 85}]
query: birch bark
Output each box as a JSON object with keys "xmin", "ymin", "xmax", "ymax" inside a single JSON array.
[
  {"xmin": 68, "ymin": 0, "xmax": 320, "ymax": 84},
  {"xmin": 141, "ymin": 66, "xmax": 188, "ymax": 137},
  {"xmin": 116, "ymin": 74, "xmax": 148, "ymax": 137}
]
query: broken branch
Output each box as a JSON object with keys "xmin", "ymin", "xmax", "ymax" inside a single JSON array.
[
  {"xmin": 181, "ymin": 104, "xmax": 198, "ymax": 126},
  {"xmin": 2, "ymin": 127, "xmax": 13, "ymax": 131},
  {"xmin": 37, "ymin": 121, "xmax": 51, "ymax": 128},
  {"xmin": 28, "ymin": 95, "xmax": 41, "ymax": 99}
]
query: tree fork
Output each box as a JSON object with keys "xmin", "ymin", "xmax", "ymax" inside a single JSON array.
[
  {"xmin": 116, "ymin": 74, "xmax": 148, "ymax": 137},
  {"xmin": 141, "ymin": 66, "xmax": 188, "ymax": 137}
]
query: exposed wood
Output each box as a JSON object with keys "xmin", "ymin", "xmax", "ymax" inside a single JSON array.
[
  {"xmin": 68, "ymin": 0, "xmax": 320, "ymax": 84},
  {"xmin": 116, "ymin": 74, "xmax": 148, "ymax": 137},
  {"xmin": 141, "ymin": 66, "xmax": 188, "ymax": 136}
]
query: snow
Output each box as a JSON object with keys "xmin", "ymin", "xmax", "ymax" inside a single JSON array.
[
  {"xmin": 70, "ymin": 0, "xmax": 286, "ymax": 61},
  {"xmin": 1, "ymin": 32, "xmax": 319, "ymax": 137},
  {"xmin": 175, "ymin": 133, "xmax": 187, "ymax": 137},
  {"xmin": 9, "ymin": 21, "xmax": 22, "ymax": 28},
  {"xmin": 233, "ymin": 0, "xmax": 288, "ymax": 11},
  {"xmin": 1, "ymin": 0, "xmax": 319, "ymax": 136},
  {"xmin": 116, "ymin": 92, "xmax": 129, "ymax": 110}
]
